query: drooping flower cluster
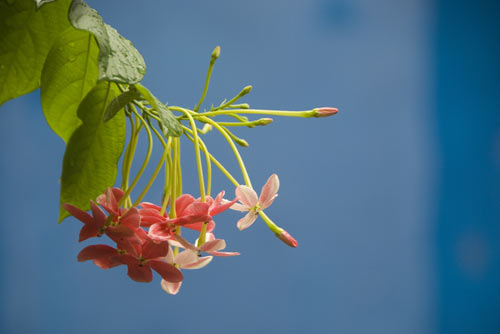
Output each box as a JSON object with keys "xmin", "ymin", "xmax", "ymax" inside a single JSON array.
[{"xmin": 64, "ymin": 174, "xmax": 297, "ymax": 294}]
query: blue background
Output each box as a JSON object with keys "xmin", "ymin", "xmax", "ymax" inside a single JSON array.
[{"xmin": 1, "ymin": 0, "xmax": 499, "ymax": 333}]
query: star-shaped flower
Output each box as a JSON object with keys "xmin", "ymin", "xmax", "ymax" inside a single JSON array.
[{"xmin": 231, "ymin": 174, "xmax": 279, "ymax": 230}]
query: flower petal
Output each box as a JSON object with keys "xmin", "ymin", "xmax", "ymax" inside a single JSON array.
[
  {"xmin": 139, "ymin": 202, "xmax": 162, "ymax": 211},
  {"xmin": 236, "ymin": 211, "xmax": 258, "ymax": 230},
  {"xmin": 228, "ymin": 202, "xmax": 249, "ymax": 212},
  {"xmin": 139, "ymin": 208, "xmax": 166, "ymax": 227},
  {"xmin": 127, "ymin": 262, "xmax": 153, "ymax": 282},
  {"xmin": 207, "ymin": 251, "xmax": 240, "ymax": 257},
  {"xmin": 175, "ymin": 249, "xmax": 199, "ymax": 266},
  {"xmin": 182, "ymin": 220, "xmax": 215, "ymax": 232},
  {"xmin": 149, "ymin": 223, "xmax": 174, "ymax": 242},
  {"xmin": 200, "ymin": 239, "xmax": 226, "ymax": 253},
  {"xmin": 90, "ymin": 201, "xmax": 106, "ymax": 229},
  {"xmin": 173, "ymin": 234, "xmax": 197, "ymax": 251},
  {"xmin": 78, "ymin": 223, "xmax": 99, "ymax": 242},
  {"xmin": 63, "ymin": 203, "xmax": 93, "ymax": 225},
  {"xmin": 120, "ymin": 207, "xmax": 141, "ymax": 229},
  {"xmin": 175, "ymin": 194, "xmax": 196, "ymax": 216},
  {"xmin": 258, "ymin": 174, "xmax": 279, "ymax": 209},
  {"xmin": 77, "ymin": 245, "xmax": 117, "ymax": 262},
  {"xmin": 142, "ymin": 238, "xmax": 170, "ymax": 259},
  {"xmin": 150, "ymin": 260, "xmax": 184, "ymax": 283},
  {"xmin": 161, "ymin": 279, "xmax": 182, "ymax": 295},
  {"xmin": 181, "ymin": 256, "xmax": 213, "ymax": 269},
  {"xmin": 235, "ymin": 185, "xmax": 258, "ymax": 208},
  {"xmin": 93, "ymin": 257, "xmax": 122, "ymax": 269},
  {"xmin": 210, "ymin": 197, "xmax": 239, "ymax": 217}
]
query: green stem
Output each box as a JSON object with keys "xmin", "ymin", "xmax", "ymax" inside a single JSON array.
[
  {"xmin": 193, "ymin": 46, "xmax": 220, "ymax": 113},
  {"xmin": 192, "ymin": 108, "xmax": 317, "ymax": 118},
  {"xmin": 181, "ymin": 125, "xmax": 212, "ymax": 196},
  {"xmin": 118, "ymin": 107, "xmax": 153, "ymax": 207},
  {"xmin": 132, "ymin": 118, "xmax": 172, "ymax": 207}
]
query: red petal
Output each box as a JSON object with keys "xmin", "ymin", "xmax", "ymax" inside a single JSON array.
[
  {"xmin": 142, "ymin": 238, "xmax": 170, "ymax": 259},
  {"xmin": 208, "ymin": 251, "xmax": 240, "ymax": 257},
  {"xmin": 127, "ymin": 262, "xmax": 153, "ymax": 282},
  {"xmin": 149, "ymin": 223, "xmax": 174, "ymax": 241},
  {"xmin": 169, "ymin": 214, "xmax": 211, "ymax": 227},
  {"xmin": 183, "ymin": 220, "xmax": 215, "ymax": 232},
  {"xmin": 175, "ymin": 194, "xmax": 196, "ymax": 215},
  {"xmin": 77, "ymin": 245, "xmax": 117, "ymax": 262},
  {"xmin": 120, "ymin": 207, "xmax": 141, "ymax": 229},
  {"xmin": 78, "ymin": 223, "xmax": 99, "ymax": 242},
  {"xmin": 63, "ymin": 203, "xmax": 93, "ymax": 225},
  {"xmin": 184, "ymin": 202, "xmax": 210, "ymax": 216},
  {"xmin": 150, "ymin": 260, "xmax": 184, "ymax": 283},
  {"xmin": 90, "ymin": 201, "xmax": 106, "ymax": 228},
  {"xmin": 210, "ymin": 197, "xmax": 238, "ymax": 217},
  {"xmin": 139, "ymin": 202, "xmax": 162, "ymax": 211},
  {"xmin": 93, "ymin": 256, "xmax": 122, "ymax": 269},
  {"xmin": 106, "ymin": 225, "xmax": 135, "ymax": 238}
]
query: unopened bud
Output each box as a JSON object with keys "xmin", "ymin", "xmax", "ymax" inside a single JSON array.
[
  {"xmin": 211, "ymin": 46, "xmax": 221, "ymax": 61},
  {"xmin": 314, "ymin": 107, "xmax": 338, "ymax": 118},
  {"xmin": 257, "ymin": 118, "xmax": 273, "ymax": 126},
  {"xmin": 230, "ymin": 103, "xmax": 250, "ymax": 109},
  {"xmin": 234, "ymin": 137, "xmax": 249, "ymax": 147},
  {"xmin": 241, "ymin": 85, "xmax": 252, "ymax": 96},
  {"xmin": 275, "ymin": 229, "xmax": 298, "ymax": 248}
]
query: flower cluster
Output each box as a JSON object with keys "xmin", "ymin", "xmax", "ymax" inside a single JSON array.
[{"xmin": 65, "ymin": 175, "xmax": 296, "ymax": 294}]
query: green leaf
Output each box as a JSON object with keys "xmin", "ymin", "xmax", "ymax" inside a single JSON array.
[
  {"xmin": 41, "ymin": 28, "xmax": 99, "ymax": 143},
  {"xmin": 0, "ymin": 0, "xmax": 72, "ymax": 105},
  {"xmin": 104, "ymin": 86, "xmax": 141, "ymax": 122},
  {"xmin": 34, "ymin": 0, "xmax": 56, "ymax": 9},
  {"xmin": 59, "ymin": 81, "xmax": 125, "ymax": 222},
  {"xmin": 68, "ymin": 0, "xmax": 146, "ymax": 84},
  {"xmin": 135, "ymin": 84, "xmax": 182, "ymax": 137}
]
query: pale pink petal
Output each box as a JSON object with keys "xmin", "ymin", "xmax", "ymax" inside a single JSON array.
[
  {"xmin": 175, "ymin": 249, "xmax": 199, "ymax": 266},
  {"xmin": 236, "ymin": 211, "xmax": 258, "ymax": 230},
  {"xmin": 77, "ymin": 245, "xmax": 117, "ymax": 262},
  {"xmin": 161, "ymin": 279, "xmax": 182, "ymax": 295},
  {"xmin": 200, "ymin": 239, "xmax": 226, "ymax": 253},
  {"xmin": 150, "ymin": 260, "xmax": 184, "ymax": 282},
  {"xmin": 173, "ymin": 234, "xmax": 198, "ymax": 251},
  {"xmin": 165, "ymin": 246, "xmax": 174, "ymax": 264},
  {"xmin": 168, "ymin": 239, "xmax": 185, "ymax": 249},
  {"xmin": 229, "ymin": 202, "xmax": 249, "ymax": 212},
  {"xmin": 206, "ymin": 232, "xmax": 216, "ymax": 242},
  {"xmin": 181, "ymin": 256, "xmax": 213, "ymax": 269},
  {"xmin": 258, "ymin": 174, "xmax": 280, "ymax": 209},
  {"xmin": 207, "ymin": 251, "xmax": 240, "ymax": 257},
  {"xmin": 63, "ymin": 203, "xmax": 93, "ymax": 225},
  {"xmin": 235, "ymin": 185, "xmax": 258, "ymax": 208}
]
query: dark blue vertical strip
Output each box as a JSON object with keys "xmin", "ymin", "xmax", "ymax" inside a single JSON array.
[{"xmin": 436, "ymin": 1, "xmax": 500, "ymax": 333}]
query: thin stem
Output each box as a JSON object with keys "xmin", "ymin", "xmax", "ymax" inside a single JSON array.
[
  {"xmin": 181, "ymin": 125, "xmax": 212, "ymax": 196},
  {"xmin": 212, "ymin": 85, "xmax": 251, "ymax": 111},
  {"xmin": 118, "ymin": 107, "xmax": 153, "ymax": 207},
  {"xmin": 132, "ymin": 118, "xmax": 172, "ymax": 207},
  {"xmin": 177, "ymin": 109, "xmax": 206, "ymax": 202},
  {"xmin": 183, "ymin": 131, "xmax": 238, "ymax": 187},
  {"xmin": 193, "ymin": 46, "xmax": 220, "ymax": 113},
  {"xmin": 199, "ymin": 115, "xmax": 252, "ymax": 188}
]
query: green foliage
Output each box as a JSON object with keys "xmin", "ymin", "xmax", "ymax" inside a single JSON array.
[
  {"xmin": 135, "ymin": 84, "xmax": 183, "ymax": 137},
  {"xmin": 69, "ymin": 0, "xmax": 146, "ymax": 84},
  {"xmin": 59, "ymin": 81, "xmax": 126, "ymax": 222},
  {"xmin": 41, "ymin": 28, "xmax": 99, "ymax": 143},
  {"xmin": 104, "ymin": 86, "xmax": 141, "ymax": 122},
  {"xmin": 0, "ymin": 0, "xmax": 72, "ymax": 105}
]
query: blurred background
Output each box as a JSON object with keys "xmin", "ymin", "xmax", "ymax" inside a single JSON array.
[{"xmin": 1, "ymin": 0, "xmax": 499, "ymax": 333}]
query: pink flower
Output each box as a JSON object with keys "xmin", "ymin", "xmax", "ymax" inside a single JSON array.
[
  {"xmin": 275, "ymin": 229, "xmax": 298, "ymax": 248},
  {"xmin": 231, "ymin": 174, "xmax": 279, "ymax": 230},
  {"xmin": 169, "ymin": 233, "xmax": 240, "ymax": 270},
  {"xmin": 63, "ymin": 200, "xmax": 140, "ymax": 242}
]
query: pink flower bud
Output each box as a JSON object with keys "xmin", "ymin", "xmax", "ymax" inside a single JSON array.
[
  {"xmin": 315, "ymin": 107, "xmax": 338, "ymax": 118},
  {"xmin": 275, "ymin": 229, "xmax": 298, "ymax": 248}
]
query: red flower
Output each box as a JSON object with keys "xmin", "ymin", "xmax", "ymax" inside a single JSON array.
[{"xmin": 77, "ymin": 235, "xmax": 183, "ymax": 283}]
